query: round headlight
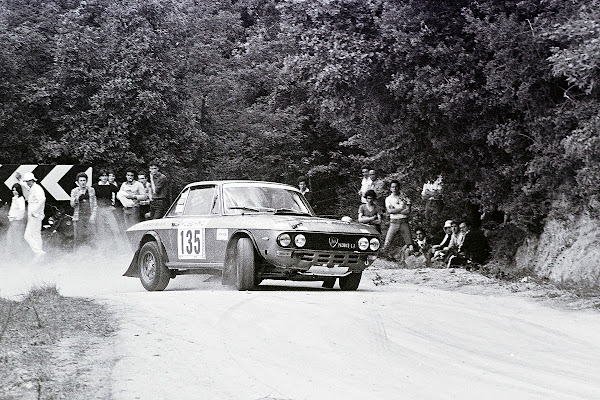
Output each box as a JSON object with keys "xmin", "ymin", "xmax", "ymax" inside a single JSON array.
[
  {"xmin": 370, "ymin": 238, "xmax": 380, "ymax": 251},
  {"xmin": 358, "ymin": 237, "xmax": 369, "ymax": 251},
  {"xmin": 294, "ymin": 234, "xmax": 306, "ymax": 248},
  {"xmin": 278, "ymin": 233, "xmax": 291, "ymax": 247}
]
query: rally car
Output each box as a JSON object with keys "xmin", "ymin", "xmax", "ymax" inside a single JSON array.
[{"xmin": 123, "ymin": 180, "xmax": 380, "ymax": 291}]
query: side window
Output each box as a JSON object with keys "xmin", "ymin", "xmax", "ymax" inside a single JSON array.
[
  {"xmin": 166, "ymin": 189, "xmax": 190, "ymax": 217},
  {"xmin": 183, "ymin": 186, "xmax": 217, "ymax": 216}
]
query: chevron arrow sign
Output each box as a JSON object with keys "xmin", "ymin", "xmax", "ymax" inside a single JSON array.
[{"xmin": 0, "ymin": 164, "xmax": 93, "ymax": 203}]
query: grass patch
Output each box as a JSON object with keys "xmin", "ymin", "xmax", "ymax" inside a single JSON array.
[{"xmin": 0, "ymin": 285, "xmax": 116, "ymax": 399}]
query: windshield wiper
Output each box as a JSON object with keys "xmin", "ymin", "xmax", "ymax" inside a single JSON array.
[
  {"xmin": 228, "ymin": 206, "xmax": 263, "ymax": 213},
  {"xmin": 273, "ymin": 208, "xmax": 311, "ymax": 216}
]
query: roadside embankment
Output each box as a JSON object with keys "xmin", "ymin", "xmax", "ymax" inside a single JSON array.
[{"xmin": 516, "ymin": 211, "xmax": 600, "ymax": 293}]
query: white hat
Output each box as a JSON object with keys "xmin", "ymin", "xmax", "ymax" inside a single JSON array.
[
  {"xmin": 341, "ymin": 216, "xmax": 352, "ymax": 222},
  {"xmin": 22, "ymin": 172, "xmax": 37, "ymax": 181},
  {"xmin": 444, "ymin": 220, "xmax": 453, "ymax": 228}
]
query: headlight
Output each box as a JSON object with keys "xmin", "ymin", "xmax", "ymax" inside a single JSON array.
[
  {"xmin": 294, "ymin": 234, "xmax": 306, "ymax": 248},
  {"xmin": 370, "ymin": 238, "xmax": 380, "ymax": 251},
  {"xmin": 358, "ymin": 237, "xmax": 369, "ymax": 251},
  {"xmin": 277, "ymin": 233, "xmax": 291, "ymax": 247}
]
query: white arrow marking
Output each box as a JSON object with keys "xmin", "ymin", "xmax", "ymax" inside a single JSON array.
[
  {"xmin": 4, "ymin": 164, "xmax": 37, "ymax": 190},
  {"xmin": 85, "ymin": 167, "xmax": 93, "ymax": 185},
  {"xmin": 40, "ymin": 165, "xmax": 72, "ymax": 201}
]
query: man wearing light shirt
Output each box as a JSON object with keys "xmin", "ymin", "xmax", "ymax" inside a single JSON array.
[
  {"xmin": 117, "ymin": 169, "xmax": 148, "ymax": 229},
  {"xmin": 20, "ymin": 172, "xmax": 46, "ymax": 262},
  {"xmin": 359, "ymin": 167, "xmax": 372, "ymax": 204},
  {"xmin": 382, "ymin": 179, "xmax": 414, "ymax": 259}
]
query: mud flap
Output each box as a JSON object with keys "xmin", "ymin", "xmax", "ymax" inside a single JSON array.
[{"xmin": 123, "ymin": 250, "xmax": 140, "ymax": 277}]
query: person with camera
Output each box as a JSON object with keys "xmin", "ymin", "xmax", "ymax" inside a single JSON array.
[{"xmin": 70, "ymin": 172, "xmax": 97, "ymax": 249}]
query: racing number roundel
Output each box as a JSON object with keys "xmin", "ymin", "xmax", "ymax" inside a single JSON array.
[{"xmin": 177, "ymin": 221, "xmax": 207, "ymax": 260}]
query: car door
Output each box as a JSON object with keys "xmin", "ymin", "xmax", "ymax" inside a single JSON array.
[{"xmin": 165, "ymin": 184, "xmax": 220, "ymax": 266}]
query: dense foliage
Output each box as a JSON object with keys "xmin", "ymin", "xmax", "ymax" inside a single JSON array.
[{"xmin": 1, "ymin": 0, "xmax": 598, "ymax": 236}]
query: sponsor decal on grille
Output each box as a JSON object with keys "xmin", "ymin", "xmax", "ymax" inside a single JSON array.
[{"xmin": 328, "ymin": 236, "xmax": 356, "ymax": 249}]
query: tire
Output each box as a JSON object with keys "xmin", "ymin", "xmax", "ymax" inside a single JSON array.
[
  {"xmin": 322, "ymin": 278, "xmax": 336, "ymax": 289},
  {"xmin": 235, "ymin": 237, "xmax": 256, "ymax": 291},
  {"xmin": 339, "ymin": 272, "xmax": 362, "ymax": 291},
  {"xmin": 138, "ymin": 241, "xmax": 170, "ymax": 291}
]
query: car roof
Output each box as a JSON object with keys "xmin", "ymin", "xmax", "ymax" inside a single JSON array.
[{"xmin": 183, "ymin": 180, "xmax": 300, "ymax": 191}]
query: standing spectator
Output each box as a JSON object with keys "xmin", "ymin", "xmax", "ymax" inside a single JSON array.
[
  {"xmin": 138, "ymin": 171, "xmax": 152, "ymax": 220},
  {"xmin": 382, "ymin": 179, "xmax": 414, "ymax": 260},
  {"xmin": 117, "ymin": 169, "xmax": 148, "ymax": 229},
  {"xmin": 298, "ymin": 176, "xmax": 313, "ymax": 205},
  {"xmin": 92, "ymin": 169, "xmax": 122, "ymax": 248},
  {"xmin": 368, "ymin": 169, "xmax": 385, "ymax": 201},
  {"xmin": 358, "ymin": 166, "xmax": 372, "ymax": 204},
  {"xmin": 70, "ymin": 172, "xmax": 97, "ymax": 248},
  {"xmin": 448, "ymin": 220, "xmax": 491, "ymax": 268},
  {"xmin": 108, "ymin": 171, "xmax": 119, "ymax": 191},
  {"xmin": 358, "ymin": 189, "xmax": 382, "ymax": 233},
  {"xmin": 4, "ymin": 183, "xmax": 27, "ymax": 258},
  {"xmin": 21, "ymin": 172, "xmax": 46, "ymax": 262},
  {"xmin": 421, "ymin": 175, "xmax": 444, "ymax": 233},
  {"xmin": 148, "ymin": 161, "xmax": 168, "ymax": 220}
]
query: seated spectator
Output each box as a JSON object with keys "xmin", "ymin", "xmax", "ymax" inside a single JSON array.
[
  {"xmin": 412, "ymin": 227, "xmax": 432, "ymax": 268},
  {"xmin": 358, "ymin": 189, "xmax": 382, "ymax": 233},
  {"xmin": 448, "ymin": 220, "xmax": 491, "ymax": 269},
  {"xmin": 432, "ymin": 220, "xmax": 453, "ymax": 254},
  {"xmin": 433, "ymin": 220, "xmax": 462, "ymax": 262}
]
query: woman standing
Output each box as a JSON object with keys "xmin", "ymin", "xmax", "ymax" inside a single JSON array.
[{"xmin": 5, "ymin": 183, "xmax": 27, "ymax": 257}]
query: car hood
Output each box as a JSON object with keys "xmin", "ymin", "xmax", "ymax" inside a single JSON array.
[{"xmin": 254, "ymin": 215, "xmax": 378, "ymax": 235}]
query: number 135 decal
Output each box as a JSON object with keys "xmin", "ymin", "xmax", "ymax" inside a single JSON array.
[{"xmin": 178, "ymin": 227, "xmax": 206, "ymax": 259}]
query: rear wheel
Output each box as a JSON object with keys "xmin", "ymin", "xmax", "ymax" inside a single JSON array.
[
  {"xmin": 235, "ymin": 237, "xmax": 256, "ymax": 291},
  {"xmin": 339, "ymin": 272, "xmax": 362, "ymax": 291},
  {"xmin": 138, "ymin": 241, "xmax": 170, "ymax": 291}
]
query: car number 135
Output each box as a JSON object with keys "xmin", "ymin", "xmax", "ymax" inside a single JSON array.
[{"xmin": 178, "ymin": 226, "xmax": 206, "ymax": 259}]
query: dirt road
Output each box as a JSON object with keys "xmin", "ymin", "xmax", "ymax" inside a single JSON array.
[{"xmin": 2, "ymin": 253, "xmax": 600, "ymax": 400}]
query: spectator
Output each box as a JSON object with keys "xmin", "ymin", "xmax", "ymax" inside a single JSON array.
[
  {"xmin": 382, "ymin": 179, "xmax": 413, "ymax": 260},
  {"xmin": 432, "ymin": 220, "xmax": 454, "ymax": 259},
  {"xmin": 421, "ymin": 175, "xmax": 444, "ymax": 231},
  {"xmin": 138, "ymin": 171, "xmax": 152, "ymax": 220},
  {"xmin": 368, "ymin": 169, "xmax": 386, "ymax": 207},
  {"xmin": 4, "ymin": 183, "xmax": 27, "ymax": 257},
  {"xmin": 435, "ymin": 220, "xmax": 463, "ymax": 262},
  {"xmin": 358, "ymin": 189, "xmax": 382, "ymax": 233},
  {"xmin": 92, "ymin": 169, "xmax": 122, "ymax": 248},
  {"xmin": 413, "ymin": 227, "xmax": 432, "ymax": 268},
  {"xmin": 70, "ymin": 172, "xmax": 97, "ymax": 248},
  {"xmin": 21, "ymin": 172, "xmax": 46, "ymax": 262},
  {"xmin": 448, "ymin": 220, "xmax": 491, "ymax": 268},
  {"xmin": 148, "ymin": 161, "xmax": 168, "ymax": 220},
  {"xmin": 108, "ymin": 171, "xmax": 118, "ymax": 190},
  {"xmin": 298, "ymin": 176, "xmax": 313, "ymax": 205},
  {"xmin": 117, "ymin": 169, "xmax": 147, "ymax": 229},
  {"xmin": 359, "ymin": 166, "xmax": 372, "ymax": 204}
]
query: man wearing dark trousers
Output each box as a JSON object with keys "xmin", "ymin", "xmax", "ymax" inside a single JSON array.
[{"xmin": 148, "ymin": 161, "xmax": 169, "ymax": 220}]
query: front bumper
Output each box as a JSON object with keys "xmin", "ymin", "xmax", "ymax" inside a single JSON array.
[{"xmin": 265, "ymin": 249, "xmax": 377, "ymax": 275}]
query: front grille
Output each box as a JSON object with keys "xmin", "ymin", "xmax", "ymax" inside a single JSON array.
[{"xmin": 295, "ymin": 252, "xmax": 361, "ymax": 266}]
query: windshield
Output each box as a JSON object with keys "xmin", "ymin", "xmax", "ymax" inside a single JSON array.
[{"xmin": 223, "ymin": 183, "xmax": 312, "ymax": 215}]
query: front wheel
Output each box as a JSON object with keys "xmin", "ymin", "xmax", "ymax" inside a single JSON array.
[
  {"xmin": 235, "ymin": 237, "xmax": 256, "ymax": 291},
  {"xmin": 138, "ymin": 241, "xmax": 170, "ymax": 291},
  {"xmin": 339, "ymin": 272, "xmax": 362, "ymax": 291},
  {"xmin": 322, "ymin": 278, "xmax": 336, "ymax": 289}
]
